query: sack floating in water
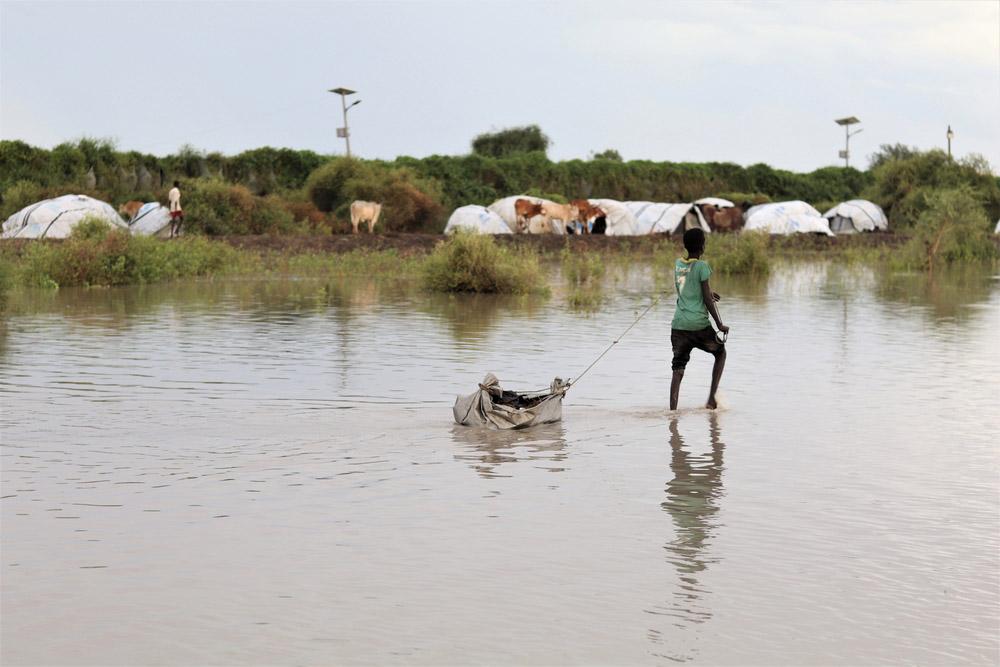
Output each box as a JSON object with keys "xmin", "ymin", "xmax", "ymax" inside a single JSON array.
[{"xmin": 453, "ymin": 373, "xmax": 568, "ymax": 430}]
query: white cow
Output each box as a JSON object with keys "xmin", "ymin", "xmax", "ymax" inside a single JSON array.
[
  {"xmin": 539, "ymin": 202, "xmax": 579, "ymax": 234},
  {"xmin": 350, "ymin": 200, "xmax": 382, "ymax": 234}
]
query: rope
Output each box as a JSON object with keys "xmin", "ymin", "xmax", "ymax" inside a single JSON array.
[{"xmin": 567, "ymin": 295, "xmax": 662, "ymax": 388}]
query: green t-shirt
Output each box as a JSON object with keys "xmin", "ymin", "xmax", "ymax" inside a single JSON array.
[{"xmin": 671, "ymin": 257, "xmax": 712, "ymax": 331}]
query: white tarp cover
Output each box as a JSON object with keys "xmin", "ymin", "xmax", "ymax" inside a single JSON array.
[
  {"xmin": 2, "ymin": 194, "xmax": 128, "ymax": 239},
  {"xmin": 453, "ymin": 373, "xmax": 568, "ymax": 430},
  {"xmin": 993, "ymin": 219, "xmax": 999, "ymax": 234},
  {"xmin": 822, "ymin": 199, "xmax": 888, "ymax": 234},
  {"xmin": 444, "ymin": 205, "xmax": 512, "ymax": 235},
  {"xmin": 694, "ymin": 197, "xmax": 735, "ymax": 209},
  {"xmin": 624, "ymin": 201, "xmax": 711, "ymax": 235},
  {"xmin": 744, "ymin": 200, "xmax": 833, "ymax": 236},
  {"xmin": 588, "ymin": 199, "xmax": 639, "ymax": 236},
  {"xmin": 487, "ymin": 195, "xmax": 564, "ymax": 234},
  {"xmin": 128, "ymin": 202, "xmax": 174, "ymax": 237}
]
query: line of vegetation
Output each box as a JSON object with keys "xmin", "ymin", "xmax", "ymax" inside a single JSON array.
[{"xmin": 4, "ymin": 133, "xmax": 996, "ymax": 236}]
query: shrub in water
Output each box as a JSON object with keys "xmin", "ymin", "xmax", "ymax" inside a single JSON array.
[
  {"xmin": 892, "ymin": 186, "xmax": 998, "ymax": 271},
  {"xmin": 706, "ymin": 232, "xmax": 771, "ymax": 275},
  {"xmin": 421, "ymin": 232, "xmax": 545, "ymax": 294}
]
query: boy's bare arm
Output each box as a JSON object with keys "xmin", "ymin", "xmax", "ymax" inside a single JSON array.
[{"xmin": 701, "ymin": 279, "xmax": 729, "ymax": 332}]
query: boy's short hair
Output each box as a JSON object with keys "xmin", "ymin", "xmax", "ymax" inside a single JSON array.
[
  {"xmin": 173, "ymin": 180, "xmax": 180, "ymax": 187},
  {"xmin": 683, "ymin": 228, "xmax": 706, "ymax": 254}
]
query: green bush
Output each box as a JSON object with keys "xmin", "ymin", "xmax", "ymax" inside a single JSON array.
[
  {"xmin": 306, "ymin": 158, "xmax": 442, "ymax": 232},
  {"xmin": 13, "ymin": 232, "xmax": 249, "ymax": 288},
  {"xmin": 864, "ymin": 149, "xmax": 1000, "ymax": 228},
  {"xmin": 706, "ymin": 232, "xmax": 771, "ymax": 275},
  {"xmin": 0, "ymin": 180, "xmax": 47, "ymax": 219},
  {"xmin": 421, "ymin": 232, "xmax": 545, "ymax": 293},
  {"xmin": 891, "ymin": 187, "xmax": 998, "ymax": 271},
  {"xmin": 472, "ymin": 125, "xmax": 550, "ymax": 158}
]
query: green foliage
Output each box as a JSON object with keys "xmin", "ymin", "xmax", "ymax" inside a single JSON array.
[
  {"xmin": 306, "ymin": 158, "xmax": 442, "ymax": 231},
  {"xmin": 471, "ymin": 125, "xmax": 550, "ymax": 158},
  {"xmin": 421, "ymin": 232, "xmax": 545, "ymax": 293},
  {"xmin": 11, "ymin": 232, "xmax": 248, "ymax": 288},
  {"xmin": 705, "ymin": 232, "xmax": 771, "ymax": 275},
  {"xmin": 891, "ymin": 187, "xmax": 998, "ymax": 271},
  {"xmin": 0, "ymin": 180, "xmax": 47, "ymax": 219},
  {"xmin": 561, "ymin": 247, "xmax": 606, "ymax": 285},
  {"xmin": 70, "ymin": 215, "xmax": 116, "ymax": 241},
  {"xmin": 864, "ymin": 149, "xmax": 1000, "ymax": 228},
  {"xmin": 183, "ymin": 180, "xmax": 296, "ymax": 235},
  {"xmin": 0, "ymin": 256, "xmax": 12, "ymax": 307},
  {"xmin": 868, "ymin": 143, "xmax": 921, "ymax": 170},
  {"xmin": 592, "ymin": 149, "xmax": 623, "ymax": 162}
]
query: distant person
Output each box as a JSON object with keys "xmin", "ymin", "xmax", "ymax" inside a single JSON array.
[
  {"xmin": 670, "ymin": 228, "xmax": 729, "ymax": 410},
  {"xmin": 168, "ymin": 181, "xmax": 184, "ymax": 238}
]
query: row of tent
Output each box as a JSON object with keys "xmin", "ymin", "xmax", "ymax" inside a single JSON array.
[
  {"xmin": 445, "ymin": 196, "xmax": 892, "ymax": 237},
  {"xmin": 1, "ymin": 195, "xmax": 174, "ymax": 239}
]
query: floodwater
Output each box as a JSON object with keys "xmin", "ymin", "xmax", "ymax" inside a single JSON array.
[{"xmin": 1, "ymin": 262, "xmax": 998, "ymax": 666}]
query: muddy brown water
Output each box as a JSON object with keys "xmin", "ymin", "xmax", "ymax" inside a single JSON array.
[{"xmin": 1, "ymin": 262, "xmax": 998, "ymax": 665}]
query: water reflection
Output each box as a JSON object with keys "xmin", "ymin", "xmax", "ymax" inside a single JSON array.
[
  {"xmin": 648, "ymin": 413, "xmax": 726, "ymax": 637},
  {"xmin": 419, "ymin": 293, "xmax": 545, "ymax": 343},
  {"xmin": 450, "ymin": 422, "xmax": 567, "ymax": 478},
  {"xmin": 875, "ymin": 266, "xmax": 998, "ymax": 321}
]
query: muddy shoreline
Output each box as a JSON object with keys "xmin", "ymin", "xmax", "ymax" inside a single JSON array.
[{"xmin": 219, "ymin": 231, "xmax": 910, "ymax": 255}]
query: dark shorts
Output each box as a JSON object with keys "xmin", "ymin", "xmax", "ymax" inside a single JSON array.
[{"xmin": 671, "ymin": 327, "xmax": 725, "ymax": 371}]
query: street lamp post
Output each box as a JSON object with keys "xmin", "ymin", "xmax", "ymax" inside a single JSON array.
[
  {"xmin": 329, "ymin": 87, "xmax": 361, "ymax": 157},
  {"xmin": 834, "ymin": 116, "xmax": 862, "ymax": 168},
  {"xmin": 946, "ymin": 125, "xmax": 954, "ymax": 159}
]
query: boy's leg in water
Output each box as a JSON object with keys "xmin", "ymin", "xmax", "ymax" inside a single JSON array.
[
  {"xmin": 670, "ymin": 370, "xmax": 684, "ymax": 410},
  {"xmin": 706, "ymin": 347, "xmax": 726, "ymax": 409}
]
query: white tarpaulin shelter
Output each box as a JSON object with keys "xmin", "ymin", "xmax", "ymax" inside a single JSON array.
[
  {"xmin": 624, "ymin": 201, "xmax": 711, "ymax": 235},
  {"xmin": 128, "ymin": 202, "xmax": 173, "ymax": 237},
  {"xmin": 744, "ymin": 201, "xmax": 833, "ymax": 236},
  {"xmin": 994, "ymin": 219, "xmax": 999, "ymax": 235},
  {"xmin": 822, "ymin": 199, "xmax": 888, "ymax": 234},
  {"xmin": 694, "ymin": 197, "xmax": 735, "ymax": 209},
  {"xmin": 487, "ymin": 195, "xmax": 564, "ymax": 234},
  {"xmin": 453, "ymin": 373, "xmax": 567, "ymax": 430},
  {"xmin": 444, "ymin": 205, "xmax": 513, "ymax": 235},
  {"xmin": 2, "ymin": 194, "xmax": 128, "ymax": 239},
  {"xmin": 588, "ymin": 199, "xmax": 639, "ymax": 236}
]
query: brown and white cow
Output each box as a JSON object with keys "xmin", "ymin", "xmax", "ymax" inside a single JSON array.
[
  {"xmin": 569, "ymin": 199, "xmax": 605, "ymax": 234},
  {"xmin": 514, "ymin": 198, "xmax": 545, "ymax": 233},
  {"xmin": 540, "ymin": 201, "xmax": 579, "ymax": 234},
  {"xmin": 350, "ymin": 200, "xmax": 382, "ymax": 234},
  {"xmin": 709, "ymin": 206, "xmax": 745, "ymax": 232}
]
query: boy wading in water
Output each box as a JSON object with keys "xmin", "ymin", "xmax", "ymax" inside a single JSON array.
[{"xmin": 670, "ymin": 228, "xmax": 729, "ymax": 410}]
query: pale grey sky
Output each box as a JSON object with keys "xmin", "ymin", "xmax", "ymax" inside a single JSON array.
[{"xmin": 2, "ymin": 0, "xmax": 998, "ymax": 171}]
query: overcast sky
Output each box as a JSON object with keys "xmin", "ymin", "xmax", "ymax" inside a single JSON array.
[{"xmin": 2, "ymin": 0, "xmax": 998, "ymax": 172}]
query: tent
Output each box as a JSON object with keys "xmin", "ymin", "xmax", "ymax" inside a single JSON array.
[
  {"xmin": 487, "ymin": 195, "xmax": 565, "ymax": 234},
  {"xmin": 587, "ymin": 199, "xmax": 640, "ymax": 235},
  {"xmin": 443, "ymin": 205, "xmax": 512, "ymax": 235},
  {"xmin": 744, "ymin": 201, "xmax": 833, "ymax": 236},
  {"xmin": 994, "ymin": 219, "xmax": 999, "ymax": 235},
  {"xmin": 822, "ymin": 199, "xmax": 888, "ymax": 234},
  {"xmin": 694, "ymin": 197, "xmax": 735, "ymax": 209},
  {"xmin": 453, "ymin": 374, "xmax": 567, "ymax": 429},
  {"xmin": 624, "ymin": 201, "xmax": 711, "ymax": 235},
  {"xmin": 128, "ymin": 202, "xmax": 174, "ymax": 237},
  {"xmin": 2, "ymin": 194, "xmax": 128, "ymax": 239}
]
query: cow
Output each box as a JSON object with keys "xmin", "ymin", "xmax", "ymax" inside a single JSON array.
[
  {"xmin": 540, "ymin": 202, "xmax": 580, "ymax": 234},
  {"xmin": 709, "ymin": 206, "xmax": 745, "ymax": 232},
  {"xmin": 350, "ymin": 200, "xmax": 382, "ymax": 234},
  {"xmin": 514, "ymin": 198, "xmax": 545, "ymax": 233},
  {"xmin": 118, "ymin": 200, "xmax": 144, "ymax": 221},
  {"xmin": 570, "ymin": 199, "xmax": 605, "ymax": 234}
]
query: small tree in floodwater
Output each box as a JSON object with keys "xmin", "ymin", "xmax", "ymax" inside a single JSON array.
[{"xmin": 471, "ymin": 125, "xmax": 550, "ymax": 158}]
